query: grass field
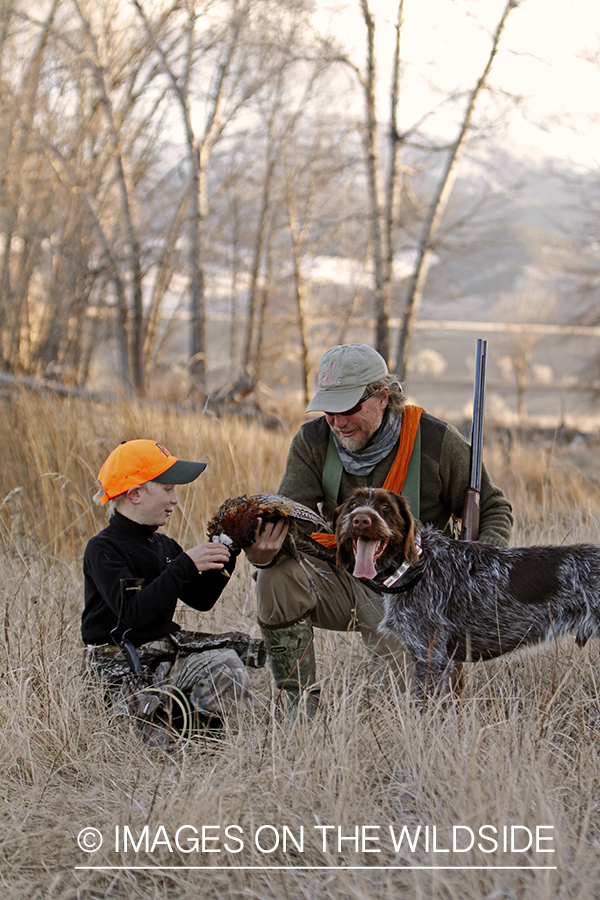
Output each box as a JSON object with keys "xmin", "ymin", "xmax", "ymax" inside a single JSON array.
[{"xmin": 0, "ymin": 390, "xmax": 598, "ymax": 899}]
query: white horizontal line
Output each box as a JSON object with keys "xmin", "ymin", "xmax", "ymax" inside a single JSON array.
[
  {"xmin": 410, "ymin": 320, "xmax": 600, "ymax": 336},
  {"xmin": 75, "ymin": 865, "xmax": 558, "ymax": 871},
  {"xmin": 203, "ymin": 314, "xmax": 600, "ymax": 336}
]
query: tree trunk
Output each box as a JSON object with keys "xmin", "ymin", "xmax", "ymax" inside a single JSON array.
[
  {"xmin": 359, "ymin": 0, "xmax": 388, "ymax": 361},
  {"xmin": 383, "ymin": 0, "xmax": 404, "ymax": 357},
  {"xmin": 74, "ymin": 0, "xmax": 146, "ymax": 394},
  {"xmin": 286, "ymin": 167, "xmax": 311, "ymax": 406},
  {"xmin": 395, "ymin": 0, "xmax": 518, "ymax": 380},
  {"xmin": 253, "ymin": 216, "xmax": 274, "ymax": 382},
  {"xmin": 132, "ymin": 0, "xmax": 250, "ymax": 395},
  {"xmin": 243, "ymin": 134, "xmax": 277, "ymax": 377},
  {"xmin": 189, "ymin": 143, "xmax": 206, "ymax": 389},
  {"xmin": 144, "ymin": 193, "xmax": 188, "ymax": 366},
  {"xmin": 0, "ymin": 0, "xmax": 59, "ymax": 365}
]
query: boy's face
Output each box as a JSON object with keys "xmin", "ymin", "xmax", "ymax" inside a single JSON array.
[{"xmin": 132, "ymin": 481, "xmax": 179, "ymax": 526}]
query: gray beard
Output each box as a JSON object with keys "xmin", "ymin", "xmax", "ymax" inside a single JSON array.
[
  {"xmin": 334, "ymin": 430, "xmax": 373, "ymax": 453},
  {"xmin": 332, "ymin": 410, "xmax": 403, "ymax": 477}
]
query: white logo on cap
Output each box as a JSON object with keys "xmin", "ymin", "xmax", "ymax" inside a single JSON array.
[{"xmin": 319, "ymin": 362, "xmax": 341, "ymax": 387}]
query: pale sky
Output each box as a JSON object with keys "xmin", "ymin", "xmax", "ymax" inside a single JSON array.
[{"xmin": 315, "ymin": 0, "xmax": 600, "ymax": 167}]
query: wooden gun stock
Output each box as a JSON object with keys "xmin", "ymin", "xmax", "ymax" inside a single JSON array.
[{"xmin": 461, "ymin": 487, "xmax": 480, "ymax": 542}]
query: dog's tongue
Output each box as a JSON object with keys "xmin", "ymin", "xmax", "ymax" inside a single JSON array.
[{"xmin": 352, "ymin": 538, "xmax": 379, "ymax": 580}]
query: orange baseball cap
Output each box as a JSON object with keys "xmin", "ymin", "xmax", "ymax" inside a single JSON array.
[{"xmin": 97, "ymin": 439, "xmax": 207, "ymax": 504}]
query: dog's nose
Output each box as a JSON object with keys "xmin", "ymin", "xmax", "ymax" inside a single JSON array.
[{"xmin": 352, "ymin": 513, "xmax": 372, "ymax": 528}]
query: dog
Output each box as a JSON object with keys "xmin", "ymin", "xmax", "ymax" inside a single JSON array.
[{"xmin": 333, "ymin": 487, "xmax": 600, "ymax": 696}]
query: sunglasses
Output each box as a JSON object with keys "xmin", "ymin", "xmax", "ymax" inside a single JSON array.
[{"xmin": 324, "ymin": 389, "xmax": 381, "ymax": 418}]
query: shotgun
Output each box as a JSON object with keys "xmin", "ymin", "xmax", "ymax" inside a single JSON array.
[{"xmin": 461, "ymin": 338, "xmax": 487, "ymax": 542}]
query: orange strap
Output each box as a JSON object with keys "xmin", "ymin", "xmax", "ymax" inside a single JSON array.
[
  {"xmin": 382, "ymin": 404, "xmax": 424, "ymax": 492},
  {"xmin": 310, "ymin": 404, "xmax": 424, "ymax": 548},
  {"xmin": 310, "ymin": 532, "xmax": 338, "ymax": 548}
]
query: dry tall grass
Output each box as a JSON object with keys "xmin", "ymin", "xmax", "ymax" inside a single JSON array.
[{"xmin": 0, "ymin": 390, "xmax": 598, "ymax": 899}]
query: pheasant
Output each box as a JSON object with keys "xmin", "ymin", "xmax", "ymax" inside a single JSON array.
[{"xmin": 207, "ymin": 493, "xmax": 337, "ymax": 583}]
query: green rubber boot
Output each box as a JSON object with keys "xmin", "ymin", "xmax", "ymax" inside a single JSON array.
[{"xmin": 259, "ymin": 616, "xmax": 320, "ymax": 720}]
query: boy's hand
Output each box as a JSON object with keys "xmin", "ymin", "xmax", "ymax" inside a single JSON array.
[
  {"xmin": 243, "ymin": 517, "xmax": 288, "ymax": 566},
  {"xmin": 186, "ymin": 542, "xmax": 231, "ymax": 572}
]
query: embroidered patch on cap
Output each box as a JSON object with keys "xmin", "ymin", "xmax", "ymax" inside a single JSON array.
[{"xmin": 319, "ymin": 361, "xmax": 341, "ymax": 387}]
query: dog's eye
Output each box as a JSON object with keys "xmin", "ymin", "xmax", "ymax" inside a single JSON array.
[{"xmin": 381, "ymin": 503, "xmax": 389, "ymax": 511}]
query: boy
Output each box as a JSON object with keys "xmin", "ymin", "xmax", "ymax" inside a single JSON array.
[{"xmin": 82, "ymin": 439, "xmax": 254, "ymax": 729}]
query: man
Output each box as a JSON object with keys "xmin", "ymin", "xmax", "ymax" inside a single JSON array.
[{"xmin": 246, "ymin": 344, "xmax": 513, "ymax": 715}]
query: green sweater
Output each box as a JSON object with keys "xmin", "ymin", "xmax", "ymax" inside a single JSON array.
[{"xmin": 278, "ymin": 412, "xmax": 513, "ymax": 547}]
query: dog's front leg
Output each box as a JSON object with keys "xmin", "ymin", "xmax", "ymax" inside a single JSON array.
[
  {"xmin": 409, "ymin": 623, "xmax": 452, "ymax": 699},
  {"xmin": 413, "ymin": 656, "xmax": 448, "ymax": 702},
  {"xmin": 448, "ymin": 661, "xmax": 464, "ymax": 695},
  {"xmin": 413, "ymin": 659, "xmax": 431, "ymax": 702}
]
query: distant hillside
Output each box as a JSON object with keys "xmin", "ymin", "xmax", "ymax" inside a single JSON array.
[{"xmin": 423, "ymin": 150, "xmax": 600, "ymax": 318}]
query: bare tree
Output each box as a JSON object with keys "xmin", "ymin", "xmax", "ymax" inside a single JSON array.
[
  {"xmin": 331, "ymin": 0, "xmax": 405, "ymax": 362},
  {"xmin": 0, "ymin": 0, "xmax": 202, "ymax": 393},
  {"xmin": 395, "ymin": 0, "xmax": 520, "ymax": 380},
  {"xmin": 358, "ymin": 0, "xmax": 388, "ymax": 359},
  {"xmin": 0, "ymin": 0, "xmax": 535, "ymax": 407},
  {"xmin": 71, "ymin": 0, "xmax": 150, "ymax": 393},
  {"xmin": 131, "ymin": 0, "xmax": 315, "ymax": 394},
  {"xmin": 0, "ymin": 0, "xmax": 61, "ymax": 371},
  {"xmin": 284, "ymin": 148, "xmax": 312, "ymax": 406},
  {"xmin": 242, "ymin": 56, "xmax": 325, "ymax": 381},
  {"xmin": 131, "ymin": 0, "xmax": 247, "ymax": 392},
  {"xmin": 242, "ymin": 76, "xmax": 288, "ymax": 379}
]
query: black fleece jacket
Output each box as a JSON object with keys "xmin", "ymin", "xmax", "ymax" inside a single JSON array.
[{"xmin": 82, "ymin": 511, "xmax": 235, "ymax": 646}]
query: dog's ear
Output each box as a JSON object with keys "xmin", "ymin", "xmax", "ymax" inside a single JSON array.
[{"xmin": 393, "ymin": 494, "xmax": 419, "ymax": 566}]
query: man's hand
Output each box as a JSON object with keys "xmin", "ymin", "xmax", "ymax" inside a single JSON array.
[
  {"xmin": 243, "ymin": 517, "xmax": 289, "ymax": 566},
  {"xmin": 186, "ymin": 542, "xmax": 231, "ymax": 572}
]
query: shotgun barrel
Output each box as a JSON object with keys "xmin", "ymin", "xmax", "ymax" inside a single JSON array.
[{"xmin": 461, "ymin": 338, "xmax": 487, "ymax": 541}]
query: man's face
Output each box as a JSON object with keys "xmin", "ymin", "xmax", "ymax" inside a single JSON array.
[{"xmin": 325, "ymin": 388, "xmax": 389, "ymax": 452}]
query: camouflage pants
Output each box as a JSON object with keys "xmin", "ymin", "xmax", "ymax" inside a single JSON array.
[{"xmin": 84, "ymin": 636, "xmax": 251, "ymax": 728}]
